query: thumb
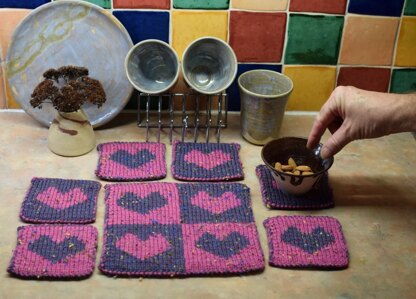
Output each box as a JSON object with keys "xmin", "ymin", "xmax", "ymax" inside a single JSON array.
[{"xmin": 320, "ymin": 126, "xmax": 351, "ymax": 159}]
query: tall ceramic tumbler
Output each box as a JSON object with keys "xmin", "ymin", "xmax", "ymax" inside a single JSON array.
[{"xmin": 238, "ymin": 70, "xmax": 293, "ymax": 145}]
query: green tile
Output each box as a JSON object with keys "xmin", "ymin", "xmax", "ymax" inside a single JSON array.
[
  {"xmin": 390, "ymin": 69, "xmax": 416, "ymax": 93},
  {"xmin": 173, "ymin": 0, "xmax": 229, "ymax": 9},
  {"xmin": 404, "ymin": 0, "xmax": 416, "ymax": 15},
  {"xmin": 284, "ymin": 14, "xmax": 344, "ymax": 65},
  {"xmin": 56, "ymin": 0, "xmax": 111, "ymax": 9}
]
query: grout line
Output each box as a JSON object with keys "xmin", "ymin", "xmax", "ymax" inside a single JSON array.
[
  {"xmin": 334, "ymin": 0, "xmax": 351, "ymax": 88},
  {"xmin": 388, "ymin": 0, "xmax": 408, "ymax": 92}
]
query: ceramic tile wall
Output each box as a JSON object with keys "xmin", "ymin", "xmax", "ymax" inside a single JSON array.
[{"xmin": 0, "ymin": 0, "xmax": 415, "ymax": 111}]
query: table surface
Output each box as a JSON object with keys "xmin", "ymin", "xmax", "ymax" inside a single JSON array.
[{"xmin": 1, "ymin": 111, "xmax": 415, "ymax": 299}]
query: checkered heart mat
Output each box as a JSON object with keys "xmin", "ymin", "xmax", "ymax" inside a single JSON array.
[{"xmin": 99, "ymin": 182, "xmax": 265, "ymax": 277}]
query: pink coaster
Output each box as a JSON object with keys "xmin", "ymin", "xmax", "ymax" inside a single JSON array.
[
  {"xmin": 171, "ymin": 141, "xmax": 244, "ymax": 181},
  {"xmin": 20, "ymin": 177, "xmax": 101, "ymax": 224},
  {"xmin": 8, "ymin": 225, "xmax": 98, "ymax": 279},
  {"xmin": 95, "ymin": 142, "xmax": 166, "ymax": 181},
  {"xmin": 263, "ymin": 216, "xmax": 349, "ymax": 269}
]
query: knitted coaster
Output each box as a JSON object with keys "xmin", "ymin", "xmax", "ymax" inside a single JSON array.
[
  {"xmin": 256, "ymin": 165, "xmax": 334, "ymax": 210},
  {"xmin": 171, "ymin": 141, "xmax": 244, "ymax": 181},
  {"xmin": 8, "ymin": 224, "xmax": 98, "ymax": 278},
  {"xmin": 20, "ymin": 177, "xmax": 101, "ymax": 224},
  {"xmin": 95, "ymin": 142, "xmax": 166, "ymax": 181},
  {"xmin": 263, "ymin": 216, "xmax": 349, "ymax": 269},
  {"xmin": 99, "ymin": 182, "xmax": 265, "ymax": 277}
]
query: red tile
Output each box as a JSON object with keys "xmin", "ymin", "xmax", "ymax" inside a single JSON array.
[
  {"xmin": 290, "ymin": 0, "xmax": 347, "ymax": 14},
  {"xmin": 337, "ymin": 67, "xmax": 391, "ymax": 92},
  {"xmin": 113, "ymin": 0, "xmax": 170, "ymax": 9},
  {"xmin": 229, "ymin": 11, "xmax": 286, "ymax": 63}
]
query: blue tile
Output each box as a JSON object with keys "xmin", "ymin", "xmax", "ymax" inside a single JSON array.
[
  {"xmin": 348, "ymin": 0, "xmax": 405, "ymax": 17},
  {"xmin": 226, "ymin": 64, "xmax": 282, "ymax": 111},
  {"xmin": 113, "ymin": 11, "xmax": 170, "ymax": 45},
  {"xmin": 0, "ymin": 0, "xmax": 50, "ymax": 8}
]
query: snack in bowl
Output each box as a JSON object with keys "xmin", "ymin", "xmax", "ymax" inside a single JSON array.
[{"xmin": 261, "ymin": 137, "xmax": 333, "ymax": 195}]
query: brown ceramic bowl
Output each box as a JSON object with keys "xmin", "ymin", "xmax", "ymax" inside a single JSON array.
[{"xmin": 261, "ymin": 137, "xmax": 334, "ymax": 195}]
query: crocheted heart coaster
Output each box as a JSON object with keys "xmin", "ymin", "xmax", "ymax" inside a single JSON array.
[
  {"xmin": 256, "ymin": 165, "xmax": 334, "ymax": 210},
  {"xmin": 8, "ymin": 224, "xmax": 98, "ymax": 278},
  {"xmin": 99, "ymin": 182, "xmax": 264, "ymax": 277},
  {"xmin": 171, "ymin": 141, "xmax": 244, "ymax": 181},
  {"xmin": 20, "ymin": 177, "xmax": 101, "ymax": 224},
  {"xmin": 95, "ymin": 142, "xmax": 166, "ymax": 181},
  {"xmin": 263, "ymin": 216, "xmax": 349, "ymax": 269}
]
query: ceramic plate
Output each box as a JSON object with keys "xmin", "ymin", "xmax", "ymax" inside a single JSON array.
[{"xmin": 5, "ymin": 1, "xmax": 134, "ymax": 128}]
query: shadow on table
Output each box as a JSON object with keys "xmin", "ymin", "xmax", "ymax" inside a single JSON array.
[{"xmin": 329, "ymin": 174, "xmax": 416, "ymax": 207}]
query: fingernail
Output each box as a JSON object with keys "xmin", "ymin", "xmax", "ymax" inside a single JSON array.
[{"xmin": 320, "ymin": 146, "xmax": 329, "ymax": 159}]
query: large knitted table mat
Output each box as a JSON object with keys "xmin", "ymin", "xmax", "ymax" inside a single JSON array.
[
  {"xmin": 256, "ymin": 165, "xmax": 334, "ymax": 210},
  {"xmin": 263, "ymin": 216, "xmax": 349, "ymax": 269},
  {"xmin": 8, "ymin": 224, "xmax": 98, "ymax": 279},
  {"xmin": 99, "ymin": 182, "xmax": 265, "ymax": 277}
]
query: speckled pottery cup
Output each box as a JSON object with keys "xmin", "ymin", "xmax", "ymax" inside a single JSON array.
[
  {"xmin": 261, "ymin": 137, "xmax": 334, "ymax": 195},
  {"xmin": 125, "ymin": 39, "xmax": 180, "ymax": 94},
  {"xmin": 182, "ymin": 36, "xmax": 237, "ymax": 95},
  {"xmin": 238, "ymin": 70, "xmax": 293, "ymax": 145}
]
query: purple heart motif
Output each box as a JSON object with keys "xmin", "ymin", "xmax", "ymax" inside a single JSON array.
[
  {"xmin": 196, "ymin": 232, "xmax": 249, "ymax": 258},
  {"xmin": 28, "ymin": 236, "xmax": 85, "ymax": 263},
  {"xmin": 117, "ymin": 192, "xmax": 168, "ymax": 214},
  {"xmin": 281, "ymin": 226, "xmax": 335, "ymax": 254},
  {"xmin": 110, "ymin": 149, "xmax": 155, "ymax": 169}
]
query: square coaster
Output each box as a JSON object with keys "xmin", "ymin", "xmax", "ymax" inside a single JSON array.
[
  {"xmin": 181, "ymin": 223, "xmax": 265, "ymax": 275},
  {"xmin": 20, "ymin": 177, "xmax": 101, "ymax": 224},
  {"xmin": 256, "ymin": 165, "xmax": 334, "ymax": 210},
  {"xmin": 104, "ymin": 183, "xmax": 181, "ymax": 225},
  {"xmin": 99, "ymin": 224, "xmax": 185, "ymax": 277},
  {"xmin": 171, "ymin": 141, "xmax": 244, "ymax": 181},
  {"xmin": 177, "ymin": 183, "xmax": 254, "ymax": 224},
  {"xmin": 99, "ymin": 182, "xmax": 265, "ymax": 277},
  {"xmin": 8, "ymin": 225, "xmax": 98, "ymax": 279},
  {"xmin": 95, "ymin": 142, "xmax": 166, "ymax": 181},
  {"xmin": 263, "ymin": 216, "xmax": 349, "ymax": 269}
]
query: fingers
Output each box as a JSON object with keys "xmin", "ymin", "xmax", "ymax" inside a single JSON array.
[
  {"xmin": 320, "ymin": 125, "xmax": 351, "ymax": 159},
  {"xmin": 307, "ymin": 91, "xmax": 341, "ymax": 149}
]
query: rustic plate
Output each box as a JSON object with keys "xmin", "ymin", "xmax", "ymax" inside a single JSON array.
[{"xmin": 5, "ymin": 1, "xmax": 134, "ymax": 128}]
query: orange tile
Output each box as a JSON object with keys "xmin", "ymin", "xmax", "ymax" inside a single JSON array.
[
  {"xmin": 395, "ymin": 17, "xmax": 416, "ymax": 67},
  {"xmin": 339, "ymin": 15, "xmax": 399, "ymax": 66},
  {"xmin": 0, "ymin": 9, "xmax": 31, "ymax": 109},
  {"xmin": 232, "ymin": 0, "xmax": 288, "ymax": 11},
  {"xmin": 172, "ymin": 11, "xmax": 228, "ymax": 59},
  {"xmin": 283, "ymin": 66, "xmax": 336, "ymax": 111}
]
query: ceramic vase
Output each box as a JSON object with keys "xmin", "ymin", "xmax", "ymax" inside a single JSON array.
[{"xmin": 48, "ymin": 109, "xmax": 95, "ymax": 157}]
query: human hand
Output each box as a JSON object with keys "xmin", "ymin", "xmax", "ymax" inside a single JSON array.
[{"xmin": 307, "ymin": 86, "xmax": 416, "ymax": 159}]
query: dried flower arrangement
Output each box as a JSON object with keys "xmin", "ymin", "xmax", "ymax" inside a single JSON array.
[{"xmin": 30, "ymin": 65, "xmax": 106, "ymax": 113}]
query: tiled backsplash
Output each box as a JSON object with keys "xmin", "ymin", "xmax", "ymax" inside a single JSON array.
[{"xmin": 0, "ymin": 0, "xmax": 415, "ymax": 112}]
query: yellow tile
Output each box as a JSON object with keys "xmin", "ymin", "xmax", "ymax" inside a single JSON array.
[
  {"xmin": 172, "ymin": 11, "xmax": 228, "ymax": 59},
  {"xmin": 5, "ymin": 80, "xmax": 20, "ymax": 109},
  {"xmin": 395, "ymin": 17, "xmax": 416, "ymax": 67},
  {"xmin": 283, "ymin": 66, "xmax": 336, "ymax": 111},
  {"xmin": 0, "ymin": 47, "xmax": 5, "ymax": 109},
  {"xmin": 232, "ymin": 0, "xmax": 288, "ymax": 10}
]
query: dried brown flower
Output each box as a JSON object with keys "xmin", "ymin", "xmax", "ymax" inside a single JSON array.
[{"xmin": 30, "ymin": 65, "xmax": 106, "ymax": 113}]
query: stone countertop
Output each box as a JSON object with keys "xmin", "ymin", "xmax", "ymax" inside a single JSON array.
[{"xmin": 0, "ymin": 111, "xmax": 415, "ymax": 299}]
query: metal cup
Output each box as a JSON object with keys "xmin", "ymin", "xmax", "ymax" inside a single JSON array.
[
  {"xmin": 125, "ymin": 39, "xmax": 180, "ymax": 94},
  {"xmin": 182, "ymin": 36, "xmax": 237, "ymax": 95},
  {"xmin": 238, "ymin": 70, "xmax": 293, "ymax": 145}
]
